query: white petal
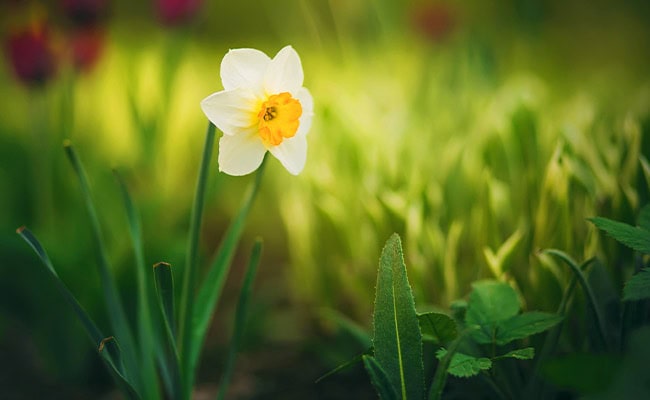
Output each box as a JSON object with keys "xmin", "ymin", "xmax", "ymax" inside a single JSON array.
[
  {"xmin": 268, "ymin": 134, "xmax": 307, "ymax": 175},
  {"xmin": 264, "ymin": 46, "xmax": 304, "ymax": 95},
  {"xmin": 220, "ymin": 48, "xmax": 270, "ymax": 92},
  {"xmin": 295, "ymin": 87, "xmax": 314, "ymax": 137},
  {"xmin": 218, "ymin": 132, "xmax": 267, "ymax": 176},
  {"xmin": 200, "ymin": 88, "xmax": 259, "ymax": 136}
]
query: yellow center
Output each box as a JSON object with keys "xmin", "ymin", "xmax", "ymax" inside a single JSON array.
[{"xmin": 257, "ymin": 92, "xmax": 302, "ymax": 146}]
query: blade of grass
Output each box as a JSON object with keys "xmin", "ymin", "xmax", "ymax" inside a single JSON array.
[
  {"xmin": 154, "ymin": 262, "xmax": 181, "ymax": 399},
  {"xmin": 541, "ymin": 250, "xmax": 609, "ymax": 351},
  {"xmin": 185, "ymin": 157, "xmax": 266, "ymax": 394},
  {"xmin": 99, "ymin": 337, "xmax": 142, "ymax": 400},
  {"xmin": 178, "ymin": 122, "xmax": 215, "ymax": 399},
  {"xmin": 114, "ymin": 170, "xmax": 160, "ymax": 400},
  {"xmin": 17, "ymin": 227, "xmax": 140, "ymax": 398},
  {"xmin": 216, "ymin": 239, "xmax": 263, "ymax": 400},
  {"xmin": 63, "ymin": 141, "xmax": 140, "ymax": 388}
]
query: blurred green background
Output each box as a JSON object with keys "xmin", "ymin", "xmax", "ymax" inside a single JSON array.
[{"xmin": 1, "ymin": 0, "xmax": 650, "ymax": 398}]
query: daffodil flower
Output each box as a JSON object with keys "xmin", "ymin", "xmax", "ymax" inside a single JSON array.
[{"xmin": 201, "ymin": 45, "xmax": 314, "ymax": 176}]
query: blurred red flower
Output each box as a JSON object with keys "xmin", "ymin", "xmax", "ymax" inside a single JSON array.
[
  {"xmin": 5, "ymin": 25, "xmax": 57, "ymax": 87},
  {"xmin": 69, "ymin": 28, "xmax": 105, "ymax": 72},
  {"xmin": 412, "ymin": 2, "xmax": 457, "ymax": 43},
  {"xmin": 155, "ymin": 0, "xmax": 203, "ymax": 27}
]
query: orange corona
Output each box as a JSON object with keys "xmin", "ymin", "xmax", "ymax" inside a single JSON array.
[{"xmin": 257, "ymin": 92, "xmax": 302, "ymax": 146}]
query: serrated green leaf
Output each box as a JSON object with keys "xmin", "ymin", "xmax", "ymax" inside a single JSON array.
[
  {"xmin": 373, "ymin": 234, "xmax": 424, "ymax": 400},
  {"xmin": 363, "ymin": 355, "xmax": 399, "ymax": 400},
  {"xmin": 418, "ymin": 312, "xmax": 458, "ymax": 345},
  {"xmin": 466, "ymin": 280, "xmax": 520, "ymax": 344},
  {"xmin": 623, "ymin": 267, "xmax": 650, "ymax": 301},
  {"xmin": 436, "ymin": 349, "xmax": 492, "ymax": 378},
  {"xmin": 589, "ymin": 217, "xmax": 650, "ymax": 254},
  {"xmin": 495, "ymin": 312, "xmax": 563, "ymax": 345},
  {"xmin": 494, "ymin": 347, "xmax": 535, "ymax": 361}
]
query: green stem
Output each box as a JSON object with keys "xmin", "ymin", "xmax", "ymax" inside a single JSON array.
[
  {"xmin": 542, "ymin": 250, "xmax": 609, "ymax": 351},
  {"xmin": 178, "ymin": 122, "xmax": 216, "ymax": 398},
  {"xmin": 429, "ymin": 329, "xmax": 471, "ymax": 400}
]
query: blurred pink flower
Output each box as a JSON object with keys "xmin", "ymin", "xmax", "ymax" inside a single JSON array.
[
  {"xmin": 5, "ymin": 24, "xmax": 58, "ymax": 87},
  {"xmin": 155, "ymin": 0, "xmax": 203, "ymax": 27}
]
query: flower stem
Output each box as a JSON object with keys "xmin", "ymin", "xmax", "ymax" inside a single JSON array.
[{"xmin": 178, "ymin": 121, "xmax": 216, "ymax": 397}]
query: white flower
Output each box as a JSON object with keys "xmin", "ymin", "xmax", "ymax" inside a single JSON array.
[{"xmin": 201, "ymin": 45, "xmax": 314, "ymax": 176}]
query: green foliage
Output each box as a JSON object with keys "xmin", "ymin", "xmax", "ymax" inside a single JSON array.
[
  {"xmin": 435, "ymin": 349, "xmax": 492, "ymax": 378},
  {"xmin": 494, "ymin": 347, "xmax": 535, "ymax": 361},
  {"xmin": 418, "ymin": 312, "xmax": 458, "ymax": 345},
  {"xmin": 465, "ymin": 281, "xmax": 561, "ymax": 346},
  {"xmin": 363, "ymin": 355, "xmax": 399, "ymax": 400},
  {"xmin": 623, "ymin": 268, "xmax": 650, "ymax": 301},
  {"xmin": 589, "ymin": 217, "xmax": 650, "ymax": 254},
  {"xmin": 372, "ymin": 234, "xmax": 425, "ymax": 399}
]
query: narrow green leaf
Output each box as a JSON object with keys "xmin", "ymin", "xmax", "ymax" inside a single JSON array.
[
  {"xmin": 98, "ymin": 337, "xmax": 142, "ymax": 400},
  {"xmin": 315, "ymin": 349, "xmax": 372, "ymax": 384},
  {"xmin": 418, "ymin": 312, "xmax": 458, "ymax": 345},
  {"xmin": 465, "ymin": 280, "xmax": 520, "ymax": 344},
  {"xmin": 372, "ymin": 233, "xmax": 424, "ymax": 400},
  {"xmin": 589, "ymin": 216, "xmax": 650, "ymax": 254},
  {"xmin": 186, "ymin": 158, "xmax": 265, "ymax": 394},
  {"xmin": 623, "ymin": 267, "xmax": 650, "ymax": 301},
  {"xmin": 494, "ymin": 347, "xmax": 535, "ymax": 361},
  {"xmin": 179, "ymin": 122, "xmax": 216, "ymax": 400},
  {"xmin": 363, "ymin": 355, "xmax": 399, "ymax": 400},
  {"xmin": 436, "ymin": 349, "xmax": 492, "ymax": 378},
  {"xmin": 216, "ymin": 239, "xmax": 263, "ymax": 400},
  {"xmin": 63, "ymin": 142, "xmax": 139, "ymax": 386},
  {"xmin": 542, "ymin": 250, "xmax": 609, "ymax": 351},
  {"xmin": 17, "ymin": 227, "xmax": 140, "ymax": 398},
  {"xmin": 154, "ymin": 262, "xmax": 181, "ymax": 399},
  {"xmin": 17, "ymin": 226, "xmax": 104, "ymax": 344},
  {"xmin": 114, "ymin": 170, "xmax": 160, "ymax": 400},
  {"xmin": 495, "ymin": 312, "xmax": 563, "ymax": 345}
]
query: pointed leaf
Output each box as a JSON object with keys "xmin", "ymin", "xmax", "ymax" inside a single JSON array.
[
  {"xmin": 623, "ymin": 267, "xmax": 650, "ymax": 301},
  {"xmin": 495, "ymin": 312, "xmax": 563, "ymax": 345},
  {"xmin": 363, "ymin": 355, "xmax": 399, "ymax": 400},
  {"xmin": 435, "ymin": 349, "xmax": 492, "ymax": 378},
  {"xmin": 372, "ymin": 234, "xmax": 424, "ymax": 400},
  {"xmin": 494, "ymin": 347, "xmax": 535, "ymax": 361},
  {"xmin": 589, "ymin": 217, "xmax": 650, "ymax": 254},
  {"xmin": 216, "ymin": 240, "xmax": 263, "ymax": 400},
  {"xmin": 418, "ymin": 312, "xmax": 458, "ymax": 345}
]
